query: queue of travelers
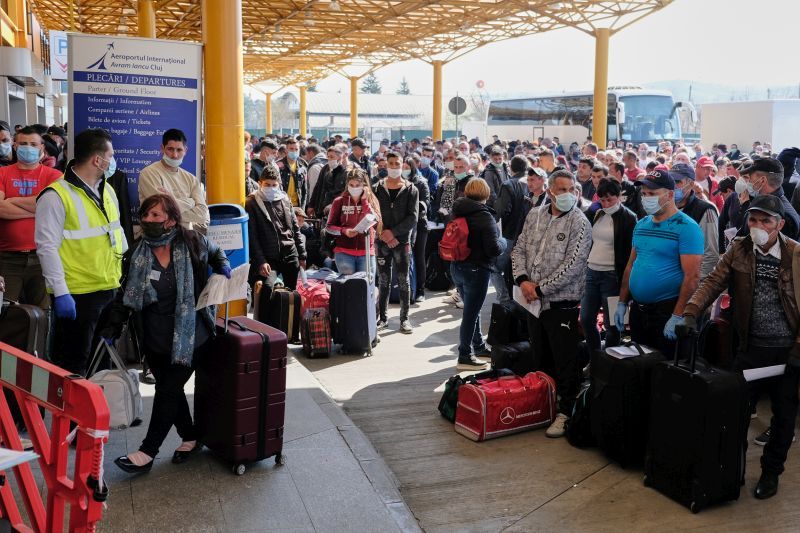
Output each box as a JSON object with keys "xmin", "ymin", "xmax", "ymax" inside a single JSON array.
[{"xmin": 3, "ymin": 120, "xmax": 800, "ymax": 500}]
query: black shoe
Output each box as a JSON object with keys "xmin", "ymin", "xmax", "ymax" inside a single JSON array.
[
  {"xmin": 114, "ymin": 456, "xmax": 154, "ymax": 474},
  {"xmin": 456, "ymin": 356, "xmax": 489, "ymax": 371},
  {"xmin": 172, "ymin": 444, "xmax": 200, "ymax": 464},
  {"xmin": 473, "ymin": 348, "xmax": 492, "ymax": 360},
  {"xmin": 754, "ymin": 472, "xmax": 779, "ymax": 499},
  {"xmin": 754, "ymin": 427, "xmax": 771, "ymax": 446}
]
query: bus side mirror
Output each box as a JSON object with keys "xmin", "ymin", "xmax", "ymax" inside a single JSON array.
[{"xmin": 617, "ymin": 102, "xmax": 625, "ymax": 125}]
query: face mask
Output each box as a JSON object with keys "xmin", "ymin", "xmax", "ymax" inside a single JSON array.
[
  {"xmin": 267, "ymin": 155, "xmax": 276, "ymax": 163},
  {"xmin": 0, "ymin": 143, "xmax": 11, "ymax": 158},
  {"xmin": 673, "ymin": 187, "xmax": 685, "ymax": 204},
  {"xmin": 454, "ymin": 171, "xmax": 468, "ymax": 181},
  {"xmin": 378, "ymin": 168, "xmax": 388, "ymax": 178},
  {"xmin": 420, "ymin": 156, "xmax": 431, "ymax": 166},
  {"xmin": 348, "ymin": 186, "xmax": 363, "ymax": 198},
  {"xmin": 16, "ymin": 146, "xmax": 41, "ymax": 165},
  {"xmin": 642, "ymin": 195, "xmax": 663, "ymax": 215},
  {"xmin": 750, "ymin": 227, "xmax": 773, "ymax": 247},
  {"xmin": 102, "ymin": 156, "xmax": 117, "ymax": 179},
  {"xmin": 141, "ymin": 221, "xmax": 167, "ymax": 239},
  {"xmin": 162, "ymin": 154, "xmax": 183, "ymax": 168},
  {"xmin": 553, "ymin": 191, "xmax": 577, "ymax": 212},
  {"xmin": 492, "ymin": 160, "xmax": 504, "ymax": 168},
  {"xmin": 262, "ymin": 186, "xmax": 285, "ymax": 202},
  {"xmin": 603, "ymin": 203, "xmax": 620, "ymax": 215},
  {"xmin": 401, "ymin": 169, "xmax": 411, "ymax": 178},
  {"xmin": 329, "ymin": 159, "xmax": 340, "ymax": 169},
  {"xmin": 287, "ymin": 151, "xmax": 299, "ymax": 161},
  {"xmin": 387, "ymin": 168, "xmax": 402, "ymax": 179},
  {"xmin": 445, "ymin": 161, "xmax": 455, "ymax": 171}
]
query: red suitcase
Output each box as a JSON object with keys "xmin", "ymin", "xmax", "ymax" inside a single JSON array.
[
  {"xmin": 455, "ymin": 372, "xmax": 557, "ymax": 442},
  {"xmin": 194, "ymin": 316, "xmax": 287, "ymax": 475}
]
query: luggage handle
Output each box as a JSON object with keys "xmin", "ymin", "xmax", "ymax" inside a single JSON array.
[
  {"xmin": 674, "ymin": 324, "xmax": 698, "ymax": 373},
  {"xmin": 88, "ymin": 339, "xmax": 129, "ymax": 377},
  {"xmin": 622, "ymin": 341, "xmax": 646, "ymax": 357}
]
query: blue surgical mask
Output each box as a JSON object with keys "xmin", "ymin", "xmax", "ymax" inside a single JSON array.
[
  {"xmin": 102, "ymin": 156, "xmax": 117, "ymax": 179},
  {"xmin": 16, "ymin": 145, "xmax": 41, "ymax": 165},
  {"xmin": 673, "ymin": 187, "xmax": 685, "ymax": 204},
  {"xmin": 642, "ymin": 195, "xmax": 663, "ymax": 215},
  {"xmin": 420, "ymin": 156, "xmax": 431, "ymax": 166},
  {"xmin": 162, "ymin": 154, "xmax": 183, "ymax": 168},
  {"xmin": 287, "ymin": 151, "xmax": 299, "ymax": 161},
  {"xmin": 454, "ymin": 171, "xmax": 468, "ymax": 181},
  {"xmin": 554, "ymin": 192, "xmax": 577, "ymax": 212},
  {"xmin": 0, "ymin": 142, "xmax": 11, "ymax": 158},
  {"xmin": 401, "ymin": 169, "xmax": 411, "ymax": 178}
]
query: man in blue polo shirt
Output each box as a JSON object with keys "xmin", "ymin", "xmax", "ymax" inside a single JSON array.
[{"xmin": 615, "ymin": 169, "xmax": 704, "ymax": 354}]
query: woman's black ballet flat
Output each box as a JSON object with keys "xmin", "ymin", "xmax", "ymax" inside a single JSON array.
[
  {"xmin": 114, "ymin": 456, "xmax": 154, "ymax": 474},
  {"xmin": 172, "ymin": 446, "xmax": 199, "ymax": 464}
]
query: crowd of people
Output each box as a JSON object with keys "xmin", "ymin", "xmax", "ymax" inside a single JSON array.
[{"xmin": 2, "ymin": 117, "xmax": 800, "ymax": 499}]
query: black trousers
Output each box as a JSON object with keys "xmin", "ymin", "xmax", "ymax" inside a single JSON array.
[
  {"xmin": 527, "ymin": 305, "xmax": 580, "ymax": 415},
  {"xmin": 629, "ymin": 298, "xmax": 677, "ymax": 357},
  {"xmin": 51, "ymin": 289, "xmax": 115, "ymax": 376},
  {"xmin": 139, "ymin": 346, "xmax": 205, "ymax": 458},
  {"xmin": 735, "ymin": 346, "xmax": 800, "ymax": 476},
  {"xmin": 411, "ymin": 225, "xmax": 428, "ymax": 297},
  {"xmin": 376, "ymin": 241, "xmax": 411, "ymax": 322}
]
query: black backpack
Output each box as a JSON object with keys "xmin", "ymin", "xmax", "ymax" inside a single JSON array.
[{"xmin": 566, "ymin": 382, "xmax": 595, "ymax": 448}]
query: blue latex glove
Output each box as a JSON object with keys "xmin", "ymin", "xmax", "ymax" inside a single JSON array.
[
  {"xmin": 218, "ymin": 266, "xmax": 232, "ymax": 279},
  {"xmin": 53, "ymin": 294, "xmax": 76, "ymax": 320},
  {"xmin": 663, "ymin": 314, "xmax": 684, "ymax": 341},
  {"xmin": 614, "ymin": 302, "xmax": 628, "ymax": 332}
]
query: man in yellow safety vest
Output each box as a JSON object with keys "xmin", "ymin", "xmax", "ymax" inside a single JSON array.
[{"xmin": 35, "ymin": 128, "xmax": 127, "ymax": 376}]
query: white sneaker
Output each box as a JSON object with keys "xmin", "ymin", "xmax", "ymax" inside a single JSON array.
[
  {"xmin": 399, "ymin": 320, "xmax": 413, "ymax": 334},
  {"xmin": 455, "ymin": 300, "xmax": 464, "ymax": 309},
  {"xmin": 445, "ymin": 293, "xmax": 462, "ymax": 304},
  {"xmin": 447, "ymin": 288, "xmax": 458, "ymax": 296},
  {"xmin": 545, "ymin": 413, "xmax": 569, "ymax": 438}
]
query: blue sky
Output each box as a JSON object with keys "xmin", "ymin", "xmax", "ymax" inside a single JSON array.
[{"xmin": 253, "ymin": 0, "xmax": 799, "ymax": 98}]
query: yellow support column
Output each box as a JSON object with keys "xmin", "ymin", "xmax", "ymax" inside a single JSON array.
[
  {"xmin": 265, "ymin": 93, "xmax": 272, "ymax": 134},
  {"xmin": 432, "ymin": 60, "xmax": 443, "ymax": 141},
  {"xmin": 592, "ymin": 28, "xmax": 611, "ymax": 149},
  {"xmin": 299, "ymin": 86, "xmax": 307, "ymax": 137},
  {"xmin": 203, "ymin": 0, "xmax": 246, "ymax": 316},
  {"xmin": 137, "ymin": 0, "xmax": 156, "ymax": 38},
  {"xmin": 350, "ymin": 76, "xmax": 358, "ymax": 138}
]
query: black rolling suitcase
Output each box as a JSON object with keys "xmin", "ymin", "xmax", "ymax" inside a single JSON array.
[
  {"xmin": 490, "ymin": 341, "xmax": 533, "ymax": 375},
  {"xmin": 0, "ymin": 300, "xmax": 48, "ymax": 358},
  {"xmin": 644, "ymin": 327, "xmax": 749, "ymax": 513},
  {"xmin": 590, "ymin": 342, "xmax": 664, "ymax": 467},
  {"xmin": 329, "ymin": 235, "xmax": 377, "ymax": 355},
  {"xmin": 254, "ymin": 281, "xmax": 301, "ymax": 345},
  {"xmin": 487, "ymin": 302, "xmax": 528, "ymax": 347}
]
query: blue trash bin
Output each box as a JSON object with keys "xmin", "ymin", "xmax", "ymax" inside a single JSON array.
[{"xmin": 208, "ymin": 204, "xmax": 249, "ymax": 270}]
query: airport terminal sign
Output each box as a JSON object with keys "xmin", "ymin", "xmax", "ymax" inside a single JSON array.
[{"xmin": 68, "ymin": 33, "xmax": 202, "ymax": 220}]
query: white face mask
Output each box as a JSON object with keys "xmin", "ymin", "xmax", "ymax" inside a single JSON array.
[
  {"xmin": 750, "ymin": 227, "xmax": 772, "ymax": 247},
  {"xmin": 603, "ymin": 203, "xmax": 621, "ymax": 215},
  {"xmin": 445, "ymin": 161, "xmax": 455, "ymax": 171},
  {"xmin": 329, "ymin": 159, "xmax": 340, "ymax": 169},
  {"xmin": 387, "ymin": 168, "xmax": 402, "ymax": 179},
  {"xmin": 348, "ymin": 186, "xmax": 363, "ymax": 198}
]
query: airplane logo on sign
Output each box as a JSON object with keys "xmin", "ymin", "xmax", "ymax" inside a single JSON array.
[
  {"xmin": 87, "ymin": 42, "xmax": 114, "ymax": 70},
  {"xmin": 500, "ymin": 407, "xmax": 515, "ymax": 425}
]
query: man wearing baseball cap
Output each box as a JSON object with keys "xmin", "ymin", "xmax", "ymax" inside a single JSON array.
[
  {"xmin": 671, "ymin": 163, "xmax": 719, "ymax": 279},
  {"xmin": 682, "ymin": 194, "xmax": 800, "ymax": 500},
  {"xmin": 738, "ymin": 158, "xmax": 799, "ymax": 240},
  {"xmin": 695, "ymin": 155, "xmax": 724, "ymax": 212},
  {"xmin": 615, "ymin": 170, "xmax": 704, "ymax": 354}
]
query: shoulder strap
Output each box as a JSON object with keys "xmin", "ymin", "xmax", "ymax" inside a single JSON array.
[{"xmin": 254, "ymin": 193, "xmax": 273, "ymax": 223}]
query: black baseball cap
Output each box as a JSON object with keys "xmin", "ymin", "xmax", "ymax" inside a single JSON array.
[
  {"xmin": 636, "ymin": 169, "xmax": 674, "ymax": 190},
  {"xmin": 741, "ymin": 157, "xmax": 783, "ymax": 176},
  {"xmin": 350, "ymin": 137, "xmax": 367, "ymax": 148},
  {"xmin": 747, "ymin": 194, "xmax": 785, "ymax": 218},
  {"xmin": 714, "ymin": 176, "xmax": 736, "ymax": 195}
]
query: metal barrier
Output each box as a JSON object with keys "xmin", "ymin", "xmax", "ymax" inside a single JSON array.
[{"xmin": 0, "ymin": 342, "xmax": 110, "ymax": 533}]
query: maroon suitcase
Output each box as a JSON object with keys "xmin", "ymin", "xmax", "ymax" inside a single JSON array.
[{"xmin": 194, "ymin": 315, "xmax": 287, "ymax": 475}]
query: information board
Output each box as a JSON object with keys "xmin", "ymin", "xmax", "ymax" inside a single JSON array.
[{"xmin": 68, "ymin": 34, "xmax": 202, "ymax": 221}]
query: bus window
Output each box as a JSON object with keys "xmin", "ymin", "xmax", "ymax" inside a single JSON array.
[{"xmin": 618, "ymin": 95, "xmax": 680, "ymax": 143}]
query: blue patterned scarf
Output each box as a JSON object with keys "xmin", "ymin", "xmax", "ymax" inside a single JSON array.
[{"xmin": 123, "ymin": 229, "xmax": 196, "ymax": 366}]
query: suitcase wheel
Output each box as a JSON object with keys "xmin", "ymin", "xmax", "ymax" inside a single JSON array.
[
  {"xmin": 690, "ymin": 501, "xmax": 700, "ymax": 514},
  {"xmin": 642, "ymin": 475, "xmax": 651, "ymax": 488},
  {"xmin": 233, "ymin": 464, "xmax": 246, "ymax": 476},
  {"xmin": 275, "ymin": 453, "xmax": 284, "ymax": 466}
]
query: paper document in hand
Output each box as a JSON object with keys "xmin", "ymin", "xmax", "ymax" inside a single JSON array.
[
  {"xmin": 512, "ymin": 285, "xmax": 541, "ymax": 318},
  {"xmin": 606, "ymin": 345, "xmax": 654, "ymax": 359},
  {"xmin": 743, "ymin": 364, "xmax": 785, "ymax": 382},
  {"xmin": 353, "ymin": 214, "xmax": 378, "ymax": 234},
  {"xmin": 195, "ymin": 264, "xmax": 249, "ymax": 310},
  {"xmin": 0, "ymin": 448, "xmax": 38, "ymax": 470}
]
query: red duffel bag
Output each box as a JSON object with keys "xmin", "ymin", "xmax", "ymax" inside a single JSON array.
[
  {"xmin": 455, "ymin": 372, "xmax": 557, "ymax": 442},
  {"xmin": 297, "ymin": 279, "xmax": 330, "ymax": 315}
]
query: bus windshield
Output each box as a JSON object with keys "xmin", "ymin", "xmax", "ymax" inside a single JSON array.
[{"xmin": 619, "ymin": 95, "xmax": 680, "ymax": 144}]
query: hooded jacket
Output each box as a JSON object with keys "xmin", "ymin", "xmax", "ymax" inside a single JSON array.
[
  {"xmin": 245, "ymin": 192, "xmax": 307, "ymax": 281},
  {"xmin": 374, "ymin": 178, "xmax": 419, "ymax": 244},
  {"xmin": 308, "ymin": 163, "xmax": 347, "ymax": 215},
  {"xmin": 512, "ymin": 203, "xmax": 592, "ymax": 311},
  {"xmin": 326, "ymin": 192, "xmax": 377, "ymax": 255},
  {"xmin": 493, "ymin": 174, "xmax": 527, "ymax": 240},
  {"xmin": 451, "ymin": 197, "xmax": 504, "ymax": 270},
  {"xmin": 276, "ymin": 156, "xmax": 307, "ymax": 208},
  {"xmin": 479, "ymin": 162, "xmax": 509, "ymax": 207},
  {"xmin": 407, "ymin": 171, "xmax": 430, "ymax": 228}
]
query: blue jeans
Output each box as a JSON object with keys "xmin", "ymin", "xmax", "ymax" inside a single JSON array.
[
  {"xmin": 334, "ymin": 252, "xmax": 376, "ymax": 276},
  {"xmin": 490, "ymin": 238, "xmax": 514, "ymax": 305},
  {"xmin": 451, "ymin": 261, "xmax": 491, "ymax": 359},
  {"xmin": 579, "ymin": 268, "xmax": 620, "ymax": 351}
]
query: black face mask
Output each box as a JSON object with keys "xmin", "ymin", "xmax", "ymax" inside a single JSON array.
[{"xmin": 141, "ymin": 221, "xmax": 168, "ymax": 239}]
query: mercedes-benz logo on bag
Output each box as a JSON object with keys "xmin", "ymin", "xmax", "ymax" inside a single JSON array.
[{"xmin": 500, "ymin": 407, "xmax": 515, "ymax": 425}]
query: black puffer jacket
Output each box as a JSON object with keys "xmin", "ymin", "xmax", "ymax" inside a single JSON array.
[
  {"xmin": 407, "ymin": 172, "xmax": 430, "ymax": 228},
  {"xmin": 374, "ymin": 179, "xmax": 419, "ymax": 244},
  {"xmin": 451, "ymin": 197, "xmax": 504, "ymax": 270}
]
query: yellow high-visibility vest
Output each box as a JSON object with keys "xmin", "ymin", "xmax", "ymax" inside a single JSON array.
[{"xmin": 46, "ymin": 179, "xmax": 126, "ymax": 294}]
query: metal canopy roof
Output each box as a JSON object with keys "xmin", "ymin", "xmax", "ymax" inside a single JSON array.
[{"xmin": 29, "ymin": 1, "xmax": 672, "ymax": 86}]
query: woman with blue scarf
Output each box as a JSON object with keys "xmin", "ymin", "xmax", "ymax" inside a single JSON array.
[{"xmin": 101, "ymin": 193, "xmax": 230, "ymax": 474}]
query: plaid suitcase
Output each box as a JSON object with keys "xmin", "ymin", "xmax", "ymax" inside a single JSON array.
[{"xmin": 301, "ymin": 308, "xmax": 332, "ymax": 358}]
